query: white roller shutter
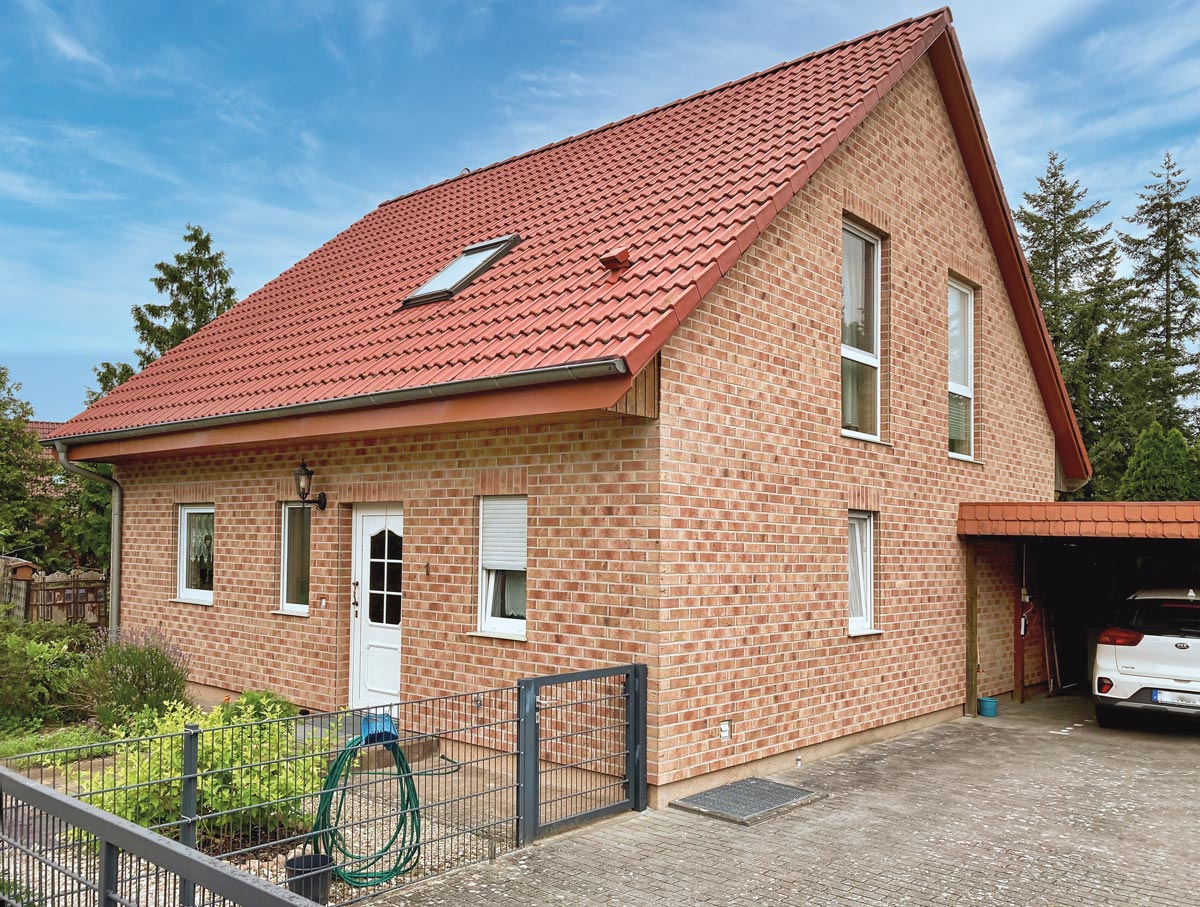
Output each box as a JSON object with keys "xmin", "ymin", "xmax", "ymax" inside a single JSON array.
[{"xmin": 481, "ymin": 496, "xmax": 527, "ymax": 571}]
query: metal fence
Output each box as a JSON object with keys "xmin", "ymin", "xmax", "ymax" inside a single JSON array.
[
  {"xmin": 0, "ymin": 765, "xmax": 312, "ymax": 907},
  {"xmin": 2, "ymin": 665, "xmax": 647, "ymax": 905}
]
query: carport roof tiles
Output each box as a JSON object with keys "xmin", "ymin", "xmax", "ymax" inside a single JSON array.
[{"xmin": 959, "ymin": 501, "xmax": 1200, "ymax": 539}]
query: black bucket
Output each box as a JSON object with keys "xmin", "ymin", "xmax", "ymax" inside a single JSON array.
[{"xmin": 283, "ymin": 853, "xmax": 334, "ymax": 905}]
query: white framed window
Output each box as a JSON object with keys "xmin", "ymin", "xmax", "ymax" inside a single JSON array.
[
  {"xmin": 280, "ymin": 503, "xmax": 311, "ymax": 615},
  {"xmin": 177, "ymin": 504, "xmax": 215, "ymax": 605},
  {"xmin": 478, "ymin": 495, "xmax": 527, "ymax": 637},
  {"xmin": 848, "ymin": 511, "xmax": 874, "ymax": 634},
  {"xmin": 948, "ymin": 279, "xmax": 974, "ymax": 459},
  {"xmin": 841, "ymin": 223, "xmax": 881, "ymax": 440}
]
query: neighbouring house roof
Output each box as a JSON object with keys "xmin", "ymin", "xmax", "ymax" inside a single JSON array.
[
  {"xmin": 49, "ymin": 8, "xmax": 1090, "ymax": 485},
  {"xmin": 29, "ymin": 421, "xmax": 64, "ymax": 440},
  {"xmin": 959, "ymin": 502, "xmax": 1200, "ymax": 540}
]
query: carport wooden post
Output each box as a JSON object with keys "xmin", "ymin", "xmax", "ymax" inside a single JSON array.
[{"xmin": 965, "ymin": 541, "xmax": 978, "ymax": 717}]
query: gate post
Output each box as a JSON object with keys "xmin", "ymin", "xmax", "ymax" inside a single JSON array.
[
  {"xmin": 179, "ymin": 723, "xmax": 200, "ymax": 907},
  {"xmin": 625, "ymin": 664, "xmax": 648, "ymax": 812},
  {"xmin": 515, "ymin": 678, "xmax": 540, "ymax": 845}
]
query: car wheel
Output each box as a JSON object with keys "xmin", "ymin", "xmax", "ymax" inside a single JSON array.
[{"xmin": 1095, "ymin": 704, "xmax": 1123, "ymax": 729}]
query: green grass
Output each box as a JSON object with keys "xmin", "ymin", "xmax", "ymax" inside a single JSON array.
[{"xmin": 0, "ymin": 724, "xmax": 112, "ymax": 767}]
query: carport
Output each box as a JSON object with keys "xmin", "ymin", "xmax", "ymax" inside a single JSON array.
[{"xmin": 958, "ymin": 502, "xmax": 1200, "ymax": 708}]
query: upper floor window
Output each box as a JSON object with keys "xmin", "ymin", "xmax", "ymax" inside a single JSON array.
[
  {"xmin": 478, "ymin": 495, "xmax": 527, "ymax": 638},
  {"xmin": 177, "ymin": 504, "xmax": 214, "ymax": 605},
  {"xmin": 948, "ymin": 280, "xmax": 974, "ymax": 458},
  {"xmin": 841, "ymin": 224, "xmax": 881, "ymax": 439}
]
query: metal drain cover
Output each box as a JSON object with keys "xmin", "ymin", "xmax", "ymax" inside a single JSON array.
[{"xmin": 671, "ymin": 778, "xmax": 818, "ymax": 825}]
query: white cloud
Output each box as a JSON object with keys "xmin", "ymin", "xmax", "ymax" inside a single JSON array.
[{"xmin": 0, "ymin": 167, "xmax": 115, "ymax": 205}]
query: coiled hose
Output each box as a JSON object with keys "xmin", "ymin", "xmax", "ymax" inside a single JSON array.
[{"xmin": 311, "ymin": 736, "xmax": 421, "ymax": 888}]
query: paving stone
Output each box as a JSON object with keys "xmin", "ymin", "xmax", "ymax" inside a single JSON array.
[{"xmin": 381, "ymin": 696, "xmax": 1200, "ymax": 906}]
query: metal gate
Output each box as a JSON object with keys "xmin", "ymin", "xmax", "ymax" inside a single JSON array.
[{"xmin": 516, "ymin": 664, "xmax": 647, "ymax": 843}]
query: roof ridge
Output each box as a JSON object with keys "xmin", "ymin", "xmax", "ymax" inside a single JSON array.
[{"xmin": 375, "ymin": 7, "xmax": 952, "ymax": 212}]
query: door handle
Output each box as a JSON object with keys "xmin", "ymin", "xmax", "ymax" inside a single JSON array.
[{"xmin": 352, "ymin": 580, "xmax": 360, "ymax": 618}]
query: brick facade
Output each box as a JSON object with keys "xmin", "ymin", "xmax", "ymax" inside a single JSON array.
[
  {"xmin": 647, "ymin": 59, "xmax": 1053, "ymax": 784},
  {"xmin": 112, "ymin": 58, "xmax": 1051, "ymax": 790}
]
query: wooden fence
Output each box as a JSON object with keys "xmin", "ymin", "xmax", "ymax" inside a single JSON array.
[{"xmin": 0, "ymin": 558, "xmax": 107, "ymax": 627}]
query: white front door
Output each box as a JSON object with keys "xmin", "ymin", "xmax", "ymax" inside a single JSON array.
[{"xmin": 350, "ymin": 504, "xmax": 403, "ymax": 709}]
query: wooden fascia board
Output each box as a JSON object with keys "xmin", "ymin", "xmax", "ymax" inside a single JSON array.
[
  {"xmin": 64, "ymin": 373, "xmax": 635, "ymax": 462},
  {"xmin": 927, "ymin": 30, "xmax": 1091, "ymax": 485}
]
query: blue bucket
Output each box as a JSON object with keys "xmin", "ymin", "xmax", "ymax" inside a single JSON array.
[{"xmin": 977, "ymin": 697, "xmax": 998, "ymax": 718}]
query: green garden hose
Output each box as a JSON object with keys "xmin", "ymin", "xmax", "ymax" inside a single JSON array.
[{"xmin": 311, "ymin": 735, "xmax": 421, "ymax": 888}]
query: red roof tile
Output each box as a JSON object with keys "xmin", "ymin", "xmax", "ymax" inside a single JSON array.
[
  {"xmin": 28, "ymin": 421, "xmax": 65, "ymax": 441},
  {"xmin": 958, "ymin": 502, "xmax": 1200, "ymax": 540},
  {"xmin": 48, "ymin": 11, "xmax": 951, "ymax": 442},
  {"xmin": 51, "ymin": 8, "xmax": 1088, "ymax": 489}
]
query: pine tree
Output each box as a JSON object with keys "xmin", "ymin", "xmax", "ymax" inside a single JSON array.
[
  {"xmin": 88, "ymin": 224, "xmax": 237, "ymax": 402},
  {"xmin": 1016, "ymin": 152, "xmax": 1149, "ymax": 498},
  {"xmin": 1118, "ymin": 152, "xmax": 1200, "ymax": 431},
  {"xmin": 1016, "ymin": 151, "xmax": 1111, "ymax": 360},
  {"xmin": 1118, "ymin": 421, "xmax": 1193, "ymax": 500}
]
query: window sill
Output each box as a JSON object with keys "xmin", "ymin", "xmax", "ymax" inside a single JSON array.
[
  {"xmin": 848, "ymin": 628, "xmax": 884, "ymax": 638},
  {"xmin": 841, "ymin": 430, "xmax": 892, "ymax": 448},
  {"xmin": 169, "ymin": 598, "xmax": 213, "ymax": 608},
  {"xmin": 467, "ymin": 630, "xmax": 528, "ymax": 642},
  {"xmin": 271, "ymin": 608, "xmax": 310, "ymax": 618},
  {"xmin": 948, "ymin": 452, "xmax": 979, "ymax": 463}
]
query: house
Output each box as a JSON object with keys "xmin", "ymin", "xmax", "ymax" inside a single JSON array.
[{"xmin": 48, "ymin": 9, "xmax": 1089, "ymax": 803}]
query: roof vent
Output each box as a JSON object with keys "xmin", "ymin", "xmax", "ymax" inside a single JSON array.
[{"xmin": 600, "ymin": 247, "xmax": 630, "ymax": 270}]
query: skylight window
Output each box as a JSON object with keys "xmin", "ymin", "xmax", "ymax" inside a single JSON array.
[{"xmin": 404, "ymin": 234, "xmax": 520, "ymax": 306}]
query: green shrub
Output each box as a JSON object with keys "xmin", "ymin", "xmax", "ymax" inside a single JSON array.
[
  {"xmin": 0, "ymin": 618, "xmax": 95, "ymax": 651},
  {"xmin": 0, "ymin": 632, "xmax": 87, "ymax": 726},
  {"xmin": 0, "ymin": 618, "xmax": 96, "ymax": 726},
  {"xmin": 73, "ymin": 629, "xmax": 192, "ymax": 728},
  {"xmin": 0, "ymin": 724, "xmax": 111, "ymax": 767},
  {"xmin": 211, "ymin": 688, "xmax": 298, "ymax": 723},
  {"xmin": 95, "ymin": 693, "xmax": 327, "ymax": 850}
]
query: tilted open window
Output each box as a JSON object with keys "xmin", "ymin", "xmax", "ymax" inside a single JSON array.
[
  {"xmin": 478, "ymin": 495, "xmax": 528, "ymax": 638},
  {"xmin": 403, "ymin": 234, "xmax": 521, "ymax": 306}
]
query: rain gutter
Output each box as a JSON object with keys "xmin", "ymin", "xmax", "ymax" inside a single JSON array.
[{"xmin": 47, "ymin": 357, "xmax": 630, "ymax": 447}]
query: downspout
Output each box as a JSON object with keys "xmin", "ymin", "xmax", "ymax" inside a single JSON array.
[{"xmin": 53, "ymin": 442, "xmax": 122, "ymax": 636}]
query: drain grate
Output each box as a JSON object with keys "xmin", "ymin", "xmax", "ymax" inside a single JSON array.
[{"xmin": 671, "ymin": 778, "xmax": 818, "ymax": 825}]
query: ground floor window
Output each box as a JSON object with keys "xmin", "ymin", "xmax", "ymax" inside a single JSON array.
[
  {"xmin": 479, "ymin": 495, "xmax": 527, "ymax": 636},
  {"xmin": 178, "ymin": 504, "xmax": 214, "ymax": 604},
  {"xmin": 848, "ymin": 510, "xmax": 874, "ymax": 634},
  {"xmin": 281, "ymin": 503, "xmax": 311, "ymax": 614}
]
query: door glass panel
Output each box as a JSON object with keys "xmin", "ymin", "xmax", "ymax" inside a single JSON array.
[
  {"xmin": 385, "ymin": 593, "xmax": 402, "ymax": 625},
  {"xmin": 366, "ymin": 528, "xmax": 402, "ymax": 626}
]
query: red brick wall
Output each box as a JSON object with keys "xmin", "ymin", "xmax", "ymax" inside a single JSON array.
[
  {"xmin": 111, "ymin": 56, "xmax": 1056, "ymax": 789},
  {"xmin": 652, "ymin": 58, "xmax": 1055, "ymax": 784},
  {"xmin": 113, "ymin": 418, "xmax": 660, "ymax": 722},
  {"xmin": 977, "ymin": 541, "xmax": 1016, "ymax": 697}
]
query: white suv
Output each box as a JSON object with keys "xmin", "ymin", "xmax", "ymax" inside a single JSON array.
[{"xmin": 1093, "ymin": 588, "xmax": 1200, "ymax": 727}]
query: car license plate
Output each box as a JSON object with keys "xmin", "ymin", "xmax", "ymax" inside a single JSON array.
[{"xmin": 1152, "ymin": 689, "xmax": 1200, "ymax": 707}]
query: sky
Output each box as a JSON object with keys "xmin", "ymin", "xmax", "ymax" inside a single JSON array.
[{"xmin": 3, "ymin": 0, "xmax": 1199, "ymax": 422}]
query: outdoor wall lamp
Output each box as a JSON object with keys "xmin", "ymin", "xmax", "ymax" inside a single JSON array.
[{"xmin": 293, "ymin": 461, "xmax": 327, "ymax": 510}]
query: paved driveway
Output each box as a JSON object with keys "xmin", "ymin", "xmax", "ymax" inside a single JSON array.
[{"xmin": 383, "ymin": 696, "xmax": 1200, "ymax": 906}]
